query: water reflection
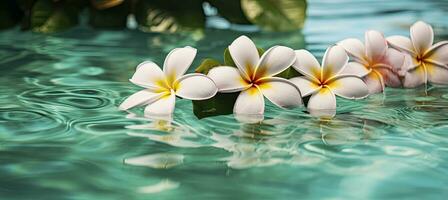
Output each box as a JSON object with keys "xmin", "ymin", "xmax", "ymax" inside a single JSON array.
[
  {"xmin": 123, "ymin": 110, "xmax": 388, "ymax": 171},
  {"xmin": 124, "ymin": 112, "xmax": 205, "ymax": 148},
  {"xmin": 125, "ymin": 153, "xmax": 184, "ymax": 169},
  {"xmin": 136, "ymin": 179, "xmax": 180, "ymax": 194}
]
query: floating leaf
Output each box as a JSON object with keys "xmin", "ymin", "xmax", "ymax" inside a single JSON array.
[
  {"xmin": 276, "ymin": 67, "xmax": 301, "ymax": 79},
  {"xmin": 193, "ymin": 47, "xmax": 266, "ymax": 119},
  {"xmin": 89, "ymin": 0, "xmax": 130, "ymax": 29},
  {"xmin": 223, "ymin": 48, "xmax": 236, "ymax": 67},
  {"xmin": 193, "ymin": 58, "xmax": 238, "ymax": 118},
  {"xmin": 206, "ymin": 0, "xmax": 251, "ymax": 24},
  {"xmin": 195, "ymin": 58, "xmax": 221, "ymax": 74},
  {"xmin": 134, "ymin": 0, "xmax": 205, "ymax": 33},
  {"xmin": 193, "ymin": 93, "xmax": 240, "ymax": 119},
  {"xmin": 30, "ymin": 0, "xmax": 81, "ymax": 33},
  {"xmin": 241, "ymin": 0, "xmax": 307, "ymax": 31}
]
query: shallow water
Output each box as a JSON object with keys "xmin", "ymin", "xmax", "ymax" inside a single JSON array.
[{"xmin": 1, "ymin": 0, "xmax": 448, "ymax": 199}]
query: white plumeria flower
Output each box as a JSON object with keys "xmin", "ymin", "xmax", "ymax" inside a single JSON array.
[
  {"xmin": 207, "ymin": 36, "xmax": 303, "ymax": 115},
  {"xmin": 338, "ymin": 30, "xmax": 407, "ymax": 94},
  {"xmin": 119, "ymin": 47, "xmax": 218, "ymax": 115},
  {"xmin": 387, "ymin": 21, "xmax": 448, "ymax": 87},
  {"xmin": 289, "ymin": 46, "xmax": 369, "ymax": 112}
]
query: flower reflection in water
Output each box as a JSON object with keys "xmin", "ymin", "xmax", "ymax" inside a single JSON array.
[
  {"xmin": 124, "ymin": 112, "xmax": 206, "ymax": 148},
  {"xmin": 123, "ymin": 111, "xmax": 386, "ymax": 171}
]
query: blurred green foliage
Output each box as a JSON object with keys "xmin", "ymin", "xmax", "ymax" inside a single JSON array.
[{"xmin": 0, "ymin": 0, "xmax": 306, "ymax": 33}]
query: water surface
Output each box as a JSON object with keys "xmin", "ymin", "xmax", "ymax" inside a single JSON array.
[{"xmin": 1, "ymin": 0, "xmax": 448, "ymax": 199}]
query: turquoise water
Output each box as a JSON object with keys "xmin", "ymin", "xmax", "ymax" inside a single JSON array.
[{"xmin": 1, "ymin": 0, "xmax": 448, "ymax": 199}]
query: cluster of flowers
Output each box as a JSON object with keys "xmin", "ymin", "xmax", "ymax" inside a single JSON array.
[{"xmin": 119, "ymin": 21, "xmax": 448, "ymax": 118}]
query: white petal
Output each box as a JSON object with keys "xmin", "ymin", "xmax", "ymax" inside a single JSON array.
[
  {"xmin": 130, "ymin": 61, "xmax": 166, "ymax": 89},
  {"xmin": 410, "ymin": 21, "xmax": 434, "ymax": 55},
  {"xmin": 328, "ymin": 76, "xmax": 369, "ymax": 99},
  {"xmin": 322, "ymin": 45, "xmax": 349, "ymax": 80},
  {"xmin": 307, "ymin": 88, "xmax": 336, "ymax": 110},
  {"xmin": 144, "ymin": 93, "xmax": 176, "ymax": 115},
  {"xmin": 427, "ymin": 63, "xmax": 448, "ymax": 85},
  {"xmin": 425, "ymin": 41, "xmax": 448, "ymax": 65},
  {"xmin": 338, "ymin": 62, "xmax": 370, "ymax": 77},
  {"xmin": 119, "ymin": 89, "xmax": 163, "ymax": 110},
  {"xmin": 292, "ymin": 49, "xmax": 321, "ymax": 82},
  {"xmin": 386, "ymin": 35, "xmax": 415, "ymax": 54},
  {"xmin": 289, "ymin": 76, "xmax": 321, "ymax": 97},
  {"xmin": 207, "ymin": 66, "xmax": 250, "ymax": 93},
  {"xmin": 229, "ymin": 35, "xmax": 259, "ymax": 80},
  {"xmin": 365, "ymin": 30, "xmax": 388, "ymax": 62},
  {"xmin": 257, "ymin": 77, "xmax": 303, "ymax": 108},
  {"xmin": 379, "ymin": 49, "xmax": 406, "ymax": 88},
  {"xmin": 402, "ymin": 66, "xmax": 426, "ymax": 88},
  {"xmin": 363, "ymin": 71, "xmax": 384, "ymax": 94},
  {"xmin": 175, "ymin": 74, "xmax": 218, "ymax": 100},
  {"xmin": 255, "ymin": 46, "xmax": 296, "ymax": 78},
  {"xmin": 337, "ymin": 38, "xmax": 366, "ymax": 62},
  {"xmin": 163, "ymin": 47, "xmax": 197, "ymax": 81},
  {"xmin": 233, "ymin": 87, "xmax": 265, "ymax": 115}
]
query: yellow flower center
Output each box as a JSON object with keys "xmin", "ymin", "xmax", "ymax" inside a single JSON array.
[{"xmin": 241, "ymin": 64, "xmax": 269, "ymax": 90}]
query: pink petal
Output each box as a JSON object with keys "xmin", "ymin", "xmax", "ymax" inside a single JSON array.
[{"xmin": 375, "ymin": 68, "xmax": 402, "ymax": 88}]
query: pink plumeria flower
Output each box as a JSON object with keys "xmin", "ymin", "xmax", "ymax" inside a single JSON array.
[
  {"xmin": 338, "ymin": 30, "xmax": 406, "ymax": 94},
  {"xmin": 387, "ymin": 21, "xmax": 448, "ymax": 87},
  {"xmin": 119, "ymin": 47, "xmax": 218, "ymax": 116},
  {"xmin": 289, "ymin": 46, "xmax": 369, "ymax": 113},
  {"xmin": 207, "ymin": 36, "xmax": 303, "ymax": 116}
]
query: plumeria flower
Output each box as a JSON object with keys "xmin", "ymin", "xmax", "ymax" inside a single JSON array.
[
  {"xmin": 207, "ymin": 36, "xmax": 303, "ymax": 116},
  {"xmin": 387, "ymin": 21, "xmax": 448, "ymax": 87},
  {"xmin": 338, "ymin": 30, "xmax": 407, "ymax": 94},
  {"xmin": 119, "ymin": 47, "xmax": 218, "ymax": 115},
  {"xmin": 289, "ymin": 46, "xmax": 369, "ymax": 114}
]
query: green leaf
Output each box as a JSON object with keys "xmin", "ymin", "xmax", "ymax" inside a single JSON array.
[
  {"xmin": 195, "ymin": 58, "xmax": 221, "ymax": 74},
  {"xmin": 193, "ymin": 58, "xmax": 237, "ymax": 118},
  {"xmin": 276, "ymin": 67, "xmax": 301, "ymax": 79},
  {"xmin": 30, "ymin": 0, "xmax": 80, "ymax": 33},
  {"xmin": 193, "ymin": 93, "xmax": 240, "ymax": 119},
  {"xmin": 206, "ymin": 0, "xmax": 251, "ymax": 24},
  {"xmin": 134, "ymin": 0, "xmax": 205, "ymax": 33},
  {"xmin": 256, "ymin": 47, "xmax": 265, "ymax": 56},
  {"xmin": 241, "ymin": 0, "xmax": 307, "ymax": 31},
  {"xmin": 224, "ymin": 47, "xmax": 264, "ymax": 67},
  {"xmin": 89, "ymin": 0, "xmax": 130, "ymax": 29},
  {"xmin": 223, "ymin": 48, "xmax": 236, "ymax": 67}
]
